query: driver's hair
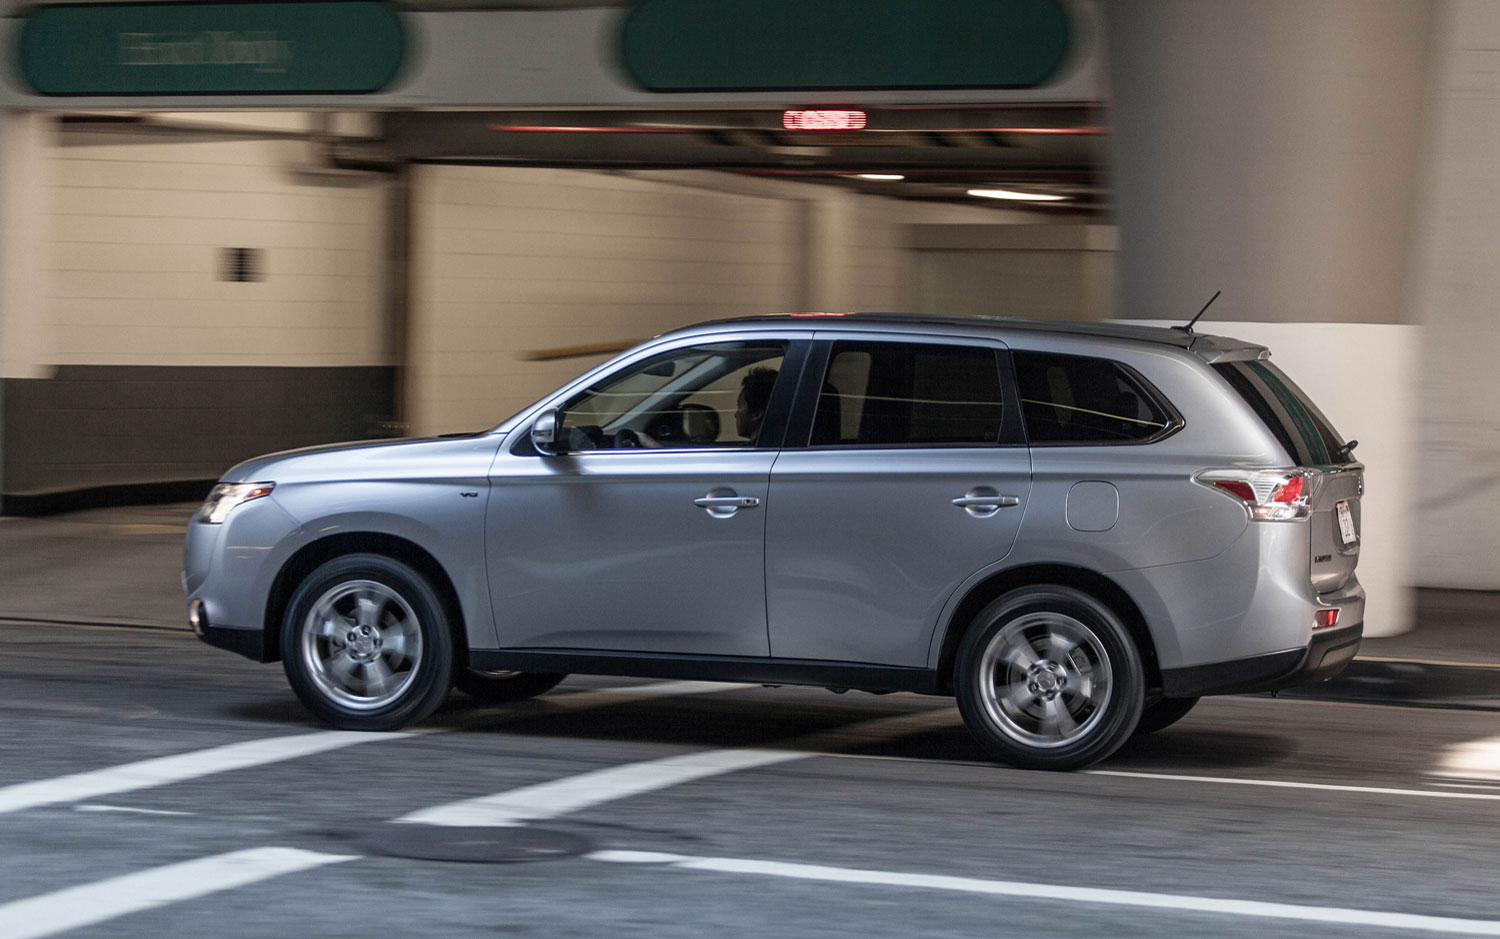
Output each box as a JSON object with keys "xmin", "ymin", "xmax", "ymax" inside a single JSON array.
[{"xmin": 740, "ymin": 367, "xmax": 778, "ymax": 414}]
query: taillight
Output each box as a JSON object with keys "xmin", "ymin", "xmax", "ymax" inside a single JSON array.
[
  {"xmin": 1314, "ymin": 608, "xmax": 1340, "ymax": 629},
  {"xmin": 1196, "ymin": 469, "xmax": 1316, "ymax": 521}
]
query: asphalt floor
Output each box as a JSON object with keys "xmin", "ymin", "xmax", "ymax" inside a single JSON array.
[{"xmin": 1, "ymin": 501, "xmax": 1496, "ymax": 707}]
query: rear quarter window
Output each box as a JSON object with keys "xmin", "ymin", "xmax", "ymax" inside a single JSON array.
[
  {"xmin": 1012, "ymin": 351, "xmax": 1177, "ymax": 444},
  {"xmin": 1213, "ymin": 360, "xmax": 1352, "ymax": 466}
]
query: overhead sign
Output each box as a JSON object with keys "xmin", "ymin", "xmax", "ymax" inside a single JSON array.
[
  {"xmin": 621, "ymin": 0, "xmax": 1071, "ymax": 92},
  {"xmin": 17, "ymin": 1, "xmax": 406, "ymax": 96}
]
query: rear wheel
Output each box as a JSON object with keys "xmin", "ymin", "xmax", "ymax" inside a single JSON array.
[
  {"xmin": 1133, "ymin": 695, "xmax": 1200, "ymax": 736},
  {"xmin": 281, "ymin": 554, "xmax": 453, "ymax": 731},
  {"xmin": 955, "ymin": 585, "xmax": 1144, "ymax": 770},
  {"xmin": 453, "ymin": 669, "xmax": 566, "ymax": 703}
]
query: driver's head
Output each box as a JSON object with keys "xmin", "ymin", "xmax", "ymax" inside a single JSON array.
[{"xmin": 735, "ymin": 367, "xmax": 778, "ymax": 440}]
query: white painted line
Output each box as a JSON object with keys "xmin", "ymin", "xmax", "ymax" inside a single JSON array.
[
  {"xmin": 399, "ymin": 707, "xmax": 958, "ymax": 827},
  {"xmin": 74, "ymin": 804, "xmax": 194, "ymax": 817},
  {"xmin": 0, "ymin": 847, "xmax": 355, "ymax": 939},
  {"xmin": 590, "ymin": 850, "xmax": 1500, "ymax": 936},
  {"xmin": 1435, "ymin": 735, "xmax": 1500, "ymax": 783},
  {"xmin": 0, "ymin": 680, "xmax": 747, "ymax": 817},
  {"xmin": 1087, "ymin": 769, "xmax": 1500, "ymax": 803},
  {"xmin": 0, "ymin": 730, "xmax": 422, "ymax": 816}
]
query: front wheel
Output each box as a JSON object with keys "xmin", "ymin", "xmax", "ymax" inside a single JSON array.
[
  {"xmin": 954, "ymin": 585, "xmax": 1144, "ymax": 771},
  {"xmin": 281, "ymin": 554, "xmax": 454, "ymax": 731}
]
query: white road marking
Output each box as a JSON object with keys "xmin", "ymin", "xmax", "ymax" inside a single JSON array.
[
  {"xmin": 0, "ymin": 847, "xmax": 355, "ymax": 939},
  {"xmin": 0, "ymin": 680, "xmax": 747, "ymax": 816},
  {"xmin": 74, "ymin": 804, "xmax": 194, "ymax": 817},
  {"xmin": 0, "ymin": 730, "xmax": 424, "ymax": 816},
  {"xmin": 1087, "ymin": 769, "xmax": 1500, "ymax": 802},
  {"xmin": 398, "ymin": 707, "xmax": 959, "ymax": 827},
  {"xmin": 1435, "ymin": 735, "xmax": 1500, "ymax": 783},
  {"xmin": 590, "ymin": 850, "xmax": 1500, "ymax": 936}
]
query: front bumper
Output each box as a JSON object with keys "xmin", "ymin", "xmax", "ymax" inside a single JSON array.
[{"xmin": 1159, "ymin": 621, "xmax": 1364, "ymax": 697}]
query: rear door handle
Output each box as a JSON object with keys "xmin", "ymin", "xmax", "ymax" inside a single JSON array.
[{"xmin": 952, "ymin": 495, "xmax": 1020, "ymax": 508}]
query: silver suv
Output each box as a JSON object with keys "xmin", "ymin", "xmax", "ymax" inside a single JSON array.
[{"xmin": 184, "ymin": 314, "xmax": 1364, "ymax": 770}]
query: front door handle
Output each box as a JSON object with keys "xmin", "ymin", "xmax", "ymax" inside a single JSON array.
[
  {"xmin": 694, "ymin": 496, "xmax": 761, "ymax": 509},
  {"xmin": 694, "ymin": 489, "xmax": 760, "ymax": 519}
]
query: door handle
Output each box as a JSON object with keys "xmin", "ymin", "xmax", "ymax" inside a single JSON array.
[
  {"xmin": 694, "ymin": 496, "xmax": 761, "ymax": 508},
  {"xmin": 952, "ymin": 495, "xmax": 1020, "ymax": 508}
]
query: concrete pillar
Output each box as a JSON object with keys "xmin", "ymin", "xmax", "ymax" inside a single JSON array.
[
  {"xmin": 0, "ymin": 111, "xmax": 53, "ymax": 503},
  {"xmin": 1407, "ymin": 1, "xmax": 1500, "ymax": 589},
  {"xmin": 1106, "ymin": 1, "xmax": 1432, "ymax": 635},
  {"xmin": 0, "ymin": 111, "xmax": 50, "ymax": 380},
  {"xmin": 1107, "ymin": 0, "xmax": 1430, "ymax": 324}
]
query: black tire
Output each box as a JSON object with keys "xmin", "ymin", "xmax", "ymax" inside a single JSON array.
[
  {"xmin": 1132, "ymin": 695, "xmax": 1200, "ymax": 736},
  {"xmin": 453, "ymin": 669, "xmax": 567, "ymax": 703},
  {"xmin": 281, "ymin": 553, "xmax": 454, "ymax": 731},
  {"xmin": 954, "ymin": 585, "xmax": 1145, "ymax": 771}
]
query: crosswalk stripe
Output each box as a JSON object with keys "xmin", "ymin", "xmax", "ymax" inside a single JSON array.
[
  {"xmin": 0, "ymin": 847, "xmax": 355, "ymax": 939},
  {"xmin": 590, "ymin": 850, "xmax": 1500, "ymax": 936},
  {"xmin": 398, "ymin": 706, "xmax": 959, "ymax": 827},
  {"xmin": 0, "ymin": 680, "xmax": 752, "ymax": 816},
  {"xmin": 0, "ymin": 730, "xmax": 422, "ymax": 816}
]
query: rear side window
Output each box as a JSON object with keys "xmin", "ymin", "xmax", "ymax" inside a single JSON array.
[
  {"xmin": 1214, "ymin": 360, "xmax": 1351, "ymax": 466},
  {"xmin": 811, "ymin": 341, "xmax": 1005, "ymax": 446},
  {"xmin": 1013, "ymin": 351, "xmax": 1176, "ymax": 444}
]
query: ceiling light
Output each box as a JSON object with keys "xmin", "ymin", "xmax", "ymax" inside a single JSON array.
[
  {"xmin": 967, "ymin": 188, "xmax": 1067, "ymax": 202},
  {"xmin": 852, "ymin": 174, "xmax": 904, "ymax": 181}
]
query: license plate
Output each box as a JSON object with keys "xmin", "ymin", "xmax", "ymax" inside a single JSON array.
[{"xmin": 1336, "ymin": 500, "xmax": 1358, "ymax": 546}]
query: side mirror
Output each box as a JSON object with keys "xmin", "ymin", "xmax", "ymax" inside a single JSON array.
[{"xmin": 531, "ymin": 409, "xmax": 561, "ymax": 454}]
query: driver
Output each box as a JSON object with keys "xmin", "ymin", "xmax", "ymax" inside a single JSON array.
[{"xmin": 735, "ymin": 367, "xmax": 778, "ymax": 443}]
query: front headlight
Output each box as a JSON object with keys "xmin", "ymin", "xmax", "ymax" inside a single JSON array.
[{"xmin": 195, "ymin": 481, "xmax": 275, "ymax": 524}]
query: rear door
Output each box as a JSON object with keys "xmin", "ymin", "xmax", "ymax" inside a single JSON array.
[
  {"xmin": 1214, "ymin": 359, "xmax": 1363, "ymax": 592},
  {"xmin": 764, "ymin": 334, "xmax": 1031, "ymax": 666}
]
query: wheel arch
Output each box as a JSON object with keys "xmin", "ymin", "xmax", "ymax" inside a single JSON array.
[
  {"xmin": 262, "ymin": 532, "xmax": 469, "ymax": 666},
  {"xmin": 933, "ymin": 564, "xmax": 1162, "ymax": 695}
]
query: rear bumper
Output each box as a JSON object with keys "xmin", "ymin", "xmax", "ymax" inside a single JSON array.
[{"xmin": 1159, "ymin": 621, "xmax": 1364, "ymax": 697}]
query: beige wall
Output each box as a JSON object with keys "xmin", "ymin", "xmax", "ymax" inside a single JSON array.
[
  {"xmin": 47, "ymin": 129, "xmax": 389, "ymax": 368},
  {"xmin": 406, "ymin": 166, "xmax": 1050, "ymax": 435}
]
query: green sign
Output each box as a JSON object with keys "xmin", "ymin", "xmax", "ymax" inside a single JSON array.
[
  {"xmin": 18, "ymin": 1, "xmax": 405, "ymax": 96},
  {"xmin": 620, "ymin": 0, "xmax": 1070, "ymax": 92}
]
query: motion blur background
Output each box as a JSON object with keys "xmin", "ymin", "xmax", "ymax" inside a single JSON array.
[{"xmin": 0, "ymin": 0, "xmax": 1487, "ymax": 634}]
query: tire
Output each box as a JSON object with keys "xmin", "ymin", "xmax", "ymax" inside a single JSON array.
[
  {"xmin": 1132, "ymin": 695, "xmax": 1200, "ymax": 736},
  {"xmin": 954, "ymin": 585, "xmax": 1145, "ymax": 771},
  {"xmin": 453, "ymin": 669, "xmax": 567, "ymax": 703},
  {"xmin": 281, "ymin": 553, "xmax": 454, "ymax": 731}
]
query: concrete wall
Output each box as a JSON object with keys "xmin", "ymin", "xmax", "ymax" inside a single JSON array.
[
  {"xmin": 49, "ymin": 129, "xmax": 389, "ymax": 368},
  {"xmin": 407, "ymin": 166, "xmax": 1049, "ymax": 435},
  {"xmin": 1, "ymin": 120, "xmax": 396, "ymax": 498}
]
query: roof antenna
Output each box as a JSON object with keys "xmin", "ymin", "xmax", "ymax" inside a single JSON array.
[{"xmin": 1172, "ymin": 290, "xmax": 1221, "ymax": 335}]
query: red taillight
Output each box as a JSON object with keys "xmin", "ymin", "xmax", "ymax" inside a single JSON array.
[
  {"xmin": 1271, "ymin": 475, "xmax": 1304, "ymax": 504},
  {"xmin": 1213, "ymin": 480, "xmax": 1257, "ymax": 503},
  {"xmin": 1197, "ymin": 469, "xmax": 1316, "ymax": 520},
  {"xmin": 1315, "ymin": 609, "xmax": 1340, "ymax": 629}
]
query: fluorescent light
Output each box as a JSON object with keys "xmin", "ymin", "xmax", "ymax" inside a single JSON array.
[
  {"xmin": 853, "ymin": 174, "xmax": 904, "ymax": 181},
  {"xmin": 967, "ymin": 188, "xmax": 1067, "ymax": 202}
]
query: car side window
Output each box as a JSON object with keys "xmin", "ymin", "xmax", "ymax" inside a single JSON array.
[
  {"xmin": 559, "ymin": 341, "xmax": 788, "ymax": 450},
  {"xmin": 1012, "ymin": 350, "xmax": 1175, "ymax": 444},
  {"xmin": 810, "ymin": 341, "xmax": 1005, "ymax": 446}
]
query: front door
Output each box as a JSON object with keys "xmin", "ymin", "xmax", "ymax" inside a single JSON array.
[
  {"xmin": 487, "ymin": 338, "xmax": 798, "ymax": 656},
  {"xmin": 766, "ymin": 336, "xmax": 1032, "ymax": 666}
]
